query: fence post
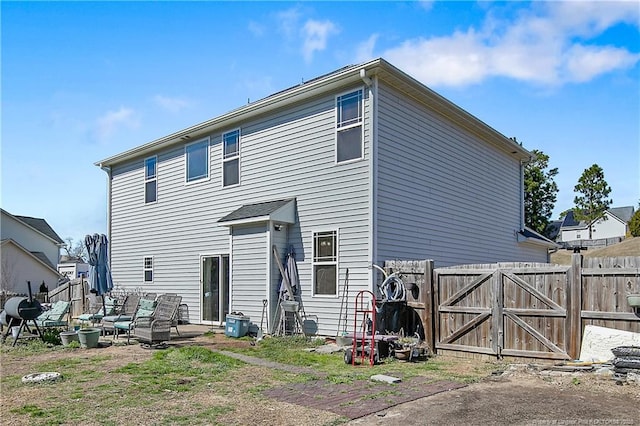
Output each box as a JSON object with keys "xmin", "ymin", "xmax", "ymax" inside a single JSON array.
[
  {"xmin": 423, "ymin": 259, "xmax": 435, "ymax": 354},
  {"xmin": 491, "ymin": 270, "xmax": 504, "ymax": 359},
  {"xmin": 567, "ymin": 254, "xmax": 583, "ymax": 359}
]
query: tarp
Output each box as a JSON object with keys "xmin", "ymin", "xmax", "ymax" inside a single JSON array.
[
  {"xmin": 84, "ymin": 234, "xmax": 114, "ymax": 297},
  {"xmin": 278, "ymin": 247, "xmax": 299, "ymax": 300}
]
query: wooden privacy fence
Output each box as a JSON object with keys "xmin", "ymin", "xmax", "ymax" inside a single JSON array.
[
  {"xmin": 385, "ymin": 255, "xmax": 640, "ymax": 361},
  {"xmin": 48, "ymin": 278, "xmax": 91, "ymax": 319}
]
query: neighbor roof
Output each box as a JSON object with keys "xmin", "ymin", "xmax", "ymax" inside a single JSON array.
[
  {"xmin": 561, "ymin": 206, "xmax": 635, "ymax": 229},
  {"xmin": 1, "ymin": 209, "xmax": 64, "ymax": 244},
  {"xmin": 609, "ymin": 206, "xmax": 634, "ymax": 223},
  {"xmin": 96, "ymin": 58, "xmax": 530, "ymax": 168}
]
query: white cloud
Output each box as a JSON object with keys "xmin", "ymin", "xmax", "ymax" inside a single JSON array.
[
  {"xmin": 381, "ymin": 1, "xmax": 640, "ymax": 87},
  {"xmin": 302, "ymin": 19, "xmax": 339, "ymax": 62},
  {"xmin": 248, "ymin": 20, "xmax": 265, "ymax": 37},
  {"xmin": 355, "ymin": 34, "xmax": 379, "ymax": 63},
  {"xmin": 276, "ymin": 6, "xmax": 302, "ymax": 37},
  {"xmin": 418, "ymin": 0, "xmax": 434, "ymax": 12},
  {"xmin": 153, "ymin": 95, "xmax": 190, "ymax": 113},
  {"xmin": 563, "ymin": 44, "xmax": 640, "ymax": 83},
  {"xmin": 94, "ymin": 107, "xmax": 139, "ymax": 141}
]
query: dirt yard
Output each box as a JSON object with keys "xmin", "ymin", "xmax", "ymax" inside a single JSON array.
[{"xmin": 1, "ymin": 330, "xmax": 639, "ymax": 425}]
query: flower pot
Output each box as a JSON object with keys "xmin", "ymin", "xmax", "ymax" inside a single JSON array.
[
  {"xmin": 627, "ymin": 294, "xmax": 640, "ymax": 308},
  {"xmin": 60, "ymin": 331, "xmax": 79, "ymax": 346},
  {"xmin": 78, "ymin": 328, "xmax": 100, "ymax": 348}
]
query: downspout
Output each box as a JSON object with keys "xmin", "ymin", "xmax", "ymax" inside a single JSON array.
[
  {"xmin": 520, "ymin": 160, "xmax": 525, "ymax": 231},
  {"xmin": 266, "ymin": 221, "xmax": 273, "ymax": 329},
  {"xmin": 360, "ymin": 69, "xmax": 376, "ymax": 291},
  {"xmin": 100, "ymin": 164, "xmax": 113, "ymax": 260},
  {"xmin": 520, "ymin": 153, "xmax": 533, "ymax": 232}
]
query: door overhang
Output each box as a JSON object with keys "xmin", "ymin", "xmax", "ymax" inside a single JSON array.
[{"xmin": 218, "ymin": 198, "xmax": 296, "ymax": 227}]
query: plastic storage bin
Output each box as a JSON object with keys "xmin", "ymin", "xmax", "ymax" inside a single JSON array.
[{"xmin": 225, "ymin": 314, "xmax": 250, "ymax": 338}]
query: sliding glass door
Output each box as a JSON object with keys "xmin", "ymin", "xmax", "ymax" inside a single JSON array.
[{"xmin": 201, "ymin": 255, "xmax": 229, "ymax": 323}]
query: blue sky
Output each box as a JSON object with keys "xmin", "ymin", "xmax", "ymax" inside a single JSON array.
[{"xmin": 2, "ymin": 1, "xmax": 639, "ymax": 245}]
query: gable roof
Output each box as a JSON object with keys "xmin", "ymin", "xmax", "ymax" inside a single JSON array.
[
  {"xmin": 96, "ymin": 58, "xmax": 530, "ymax": 168},
  {"xmin": 218, "ymin": 199, "xmax": 296, "ymax": 226},
  {"xmin": 1, "ymin": 239, "xmax": 61, "ymax": 276},
  {"xmin": 561, "ymin": 206, "xmax": 635, "ymax": 230},
  {"xmin": 1, "ymin": 209, "xmax": 65, "ymax": 244},
  {"xmin": 609, "ymin": 206, "xmax": 634, "ymax": 223},
  {"xmin": 545, "ymin": 220, "xmax": 562, "ymax": 241}
]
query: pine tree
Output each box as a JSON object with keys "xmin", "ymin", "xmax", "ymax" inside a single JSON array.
[
  {"xmin": 629, "ymin": 204, "xmax": 640, "ymax": 237},
  {"xmin": 524, "ymin": 150, "xmax": 559, "ymax": 237},
  {"xmin": 573, "ymin": 164, "xmax": 612, "ymax": 239}
]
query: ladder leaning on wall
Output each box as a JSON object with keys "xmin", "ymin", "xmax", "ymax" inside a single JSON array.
[{"xmin": 271, "ymin": 245, "xmax": 306, "ymax": 336}]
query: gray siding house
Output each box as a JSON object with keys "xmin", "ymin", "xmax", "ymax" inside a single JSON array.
[
  {"xmin": 96, "ymin": 58, "xmax": 554, "ymax": 334},
  {"xmin": 1, "ymin": 209, "xmax": 64, "ymax": 295}
]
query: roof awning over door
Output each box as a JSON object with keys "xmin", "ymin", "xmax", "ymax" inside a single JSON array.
[
  {"xmin": 218, "ymin": 198, "xmax": 296, "ymax": 226},
  {"xmin": 516, "ymin": 227, "xmax": 559, "ymax": 248}
]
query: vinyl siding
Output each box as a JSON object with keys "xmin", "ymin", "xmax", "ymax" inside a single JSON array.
[
  {"xmin": 375, "ymin": 83, "xmax": 545, "ymax": 265},
  {"xmin": 109, "ymin": 86, "xmax": 371, "ymax": 334},
  {"xmin": 1, "ymin": 212, "xmax": 60, "ymax": 268},
  {"xmin": 231, "ymin": 224, "xmax": 267, "ymax": 321},
  {"xmin": 560, "ymin": 212, "xmax": 627, "ymax": 241},
  {"xmin": 0, "ymin": 241, "xmax": 60, "ymax": 295}
]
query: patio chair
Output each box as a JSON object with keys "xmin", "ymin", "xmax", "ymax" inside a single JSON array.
[
  {"xmin": 113, "ymin": 298, "xmax": 157, "ymax": 343},
  {"xmin": 132, "ymin": 298, "xmax": 181, "ymax": 345},
  {"xmin": 100, "ymin": 294, "xmax": 140, "ymax": 336},
  {"xmin": 156, "ymin": 294, "xmax": 182, "ymax": 336},
  {"xmin": 35, "ymin": 300, "xmax": 71, "ymax": 328},
  {"xmin": 77, "ymin": 296, "xmax": 118, "ymax": 325}
]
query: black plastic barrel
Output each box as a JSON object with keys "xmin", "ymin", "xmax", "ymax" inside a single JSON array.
[{"xmin": 4, "ymin": 297, "xmax": 42, "ymax": 320}]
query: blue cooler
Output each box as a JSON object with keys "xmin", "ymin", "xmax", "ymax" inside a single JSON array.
[{"xmin": 225, "ymin": 314, "xmax": 250, "ymax": 338}]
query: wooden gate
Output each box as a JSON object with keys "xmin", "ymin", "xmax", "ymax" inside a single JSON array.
[{"xmin": 434, "ymin": 264, "xmax": 572, "ymax": 360}]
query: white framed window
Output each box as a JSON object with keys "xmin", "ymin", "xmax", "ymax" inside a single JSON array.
[
  {"xmin": 313, "ymin": 230, "xmax": 338, "ymax": 296},
  {"xmin": 185, "ymin": 138, "xmax": 209, "ymax": 182},
  {"xmin": 144, "ymin": 156, "xmax": 157, "ymax": 204},
  {"xmin": 336, "ymin": 89, "xmax": 363, "ymax": 163},
  {"xmin": 143, "ymin": 257, "xmax": 153, "ymax": 282},
  {"xmin": 223, "ymin": 129, "xmax": 240, "ymax": 187}
]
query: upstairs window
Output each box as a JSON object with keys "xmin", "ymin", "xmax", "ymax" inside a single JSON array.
[
  {"xmin": 223, "ymin": 129, "xmax": 240, "ymax": 187},
  {"xmin": 185, "ymin": 138, "xmax": 209, "ymax": 182},
  {"xmin": 143, "ymin": 257, "xmax": 153, "ymax": 282},
  {"xmin": 336, "ymin": 90, "xmax": 363, "ymax": 163},
  {"xmin": 313, "ymin": 230, "xmax": 338, "ymax": 296},
  {"xmin": 144, "ymin": 156, "xmax": 157, "ymax": 204}
]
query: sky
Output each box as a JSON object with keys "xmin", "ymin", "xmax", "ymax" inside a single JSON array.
[{"xmin": 2, "ymin": 1, "xmax": 639, "ymax": 246}]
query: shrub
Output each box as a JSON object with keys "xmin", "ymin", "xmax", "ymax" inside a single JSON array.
[{"xmin": 41, "ymin": 328, "xmax": 62, "ymax": 346}]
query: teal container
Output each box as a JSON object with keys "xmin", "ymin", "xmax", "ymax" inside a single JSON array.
[{"xmin": 225, "ymin": 314, "xmax": 250, "ymax": 338}]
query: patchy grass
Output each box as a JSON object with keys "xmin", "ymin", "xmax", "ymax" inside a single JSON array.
[
  {"xmin": 3, "ymin": 343, "xmax": 249, "ymax": 426},
  {"xmin": 116, "ymin": 346, "xmax": 244, "ymax": 394},
  {"xmin": 1, "ymin": 331, "xmax": 498, "ymax": 425},
  {"xmin": 223, "ymin": 335, "xmax": 495, "ymax": 384}
]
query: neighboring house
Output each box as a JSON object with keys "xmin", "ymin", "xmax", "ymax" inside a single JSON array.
[
  {"xmin": 57, "ymin": 255, "xmax": 90, "ymax": 280},
  {"xmin": 1, "ymin": 209, "xmax": 64, "ymax": 295},
  {"xmin": 559, "ymin": 206, "xmax": 635, "ymax": 242},
  {"xmin": 96, "ymin": 58, "xmax": 556, "ymax": 335},
  {"xmin": 546, "ymin": 220, "xmax": 563, "ymax": 241}
]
